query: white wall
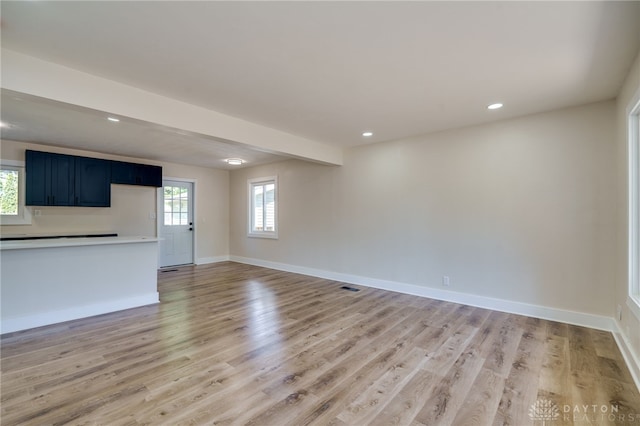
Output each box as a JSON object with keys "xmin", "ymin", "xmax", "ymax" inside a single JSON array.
[
  {"xmin": 0, "ymin": 140, "xmax": 229, "ymax": 262},
  {"xmin": 230, "ymin": 100, "xmax": 617, "ymax": 318},
  {"xmin": 615, "ymin": 49, "xmax": 640, "ymax": 378}
]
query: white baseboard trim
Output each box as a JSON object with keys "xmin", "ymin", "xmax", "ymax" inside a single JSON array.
[
  {"xmin": 613, "ymin": 325, "xmax": 640, "ymax": 393},
  {"xmin": 196, "ymin": 255, "xmax": 230, "ymax": 265},
  {"xmin": 1, "ymin": 293, "xmax": 159, "ymax": 334},
  {"xmin": 229, "ymin": 256, "xmax": 616, "ymax": 332}
]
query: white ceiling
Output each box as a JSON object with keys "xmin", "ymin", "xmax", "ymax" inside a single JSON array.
[
  {"xmin": 0, "ymin": 90, "xmax": 287, "ymax": 170},
  {"xmin": 1, "ymin": 1, "xmax": 639, "ymax": 166}
]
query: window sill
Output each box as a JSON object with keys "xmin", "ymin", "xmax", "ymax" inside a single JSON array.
[
  {"xmin": 1, "ymin": 212, "xmax": 32, "ymax": 226},
  {"xmin": 248, "ymin": 232, "xmax": 278, "ymax": 240}
]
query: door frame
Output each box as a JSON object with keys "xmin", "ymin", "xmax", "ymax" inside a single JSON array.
[{"xmin": 157, "ymin": 177, "xmax": 197, "ymax": 268}]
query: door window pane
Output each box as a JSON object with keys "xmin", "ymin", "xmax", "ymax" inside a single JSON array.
[{"xmin": 164, "ymin": 185, "xmax": 190, "ymax": 226}]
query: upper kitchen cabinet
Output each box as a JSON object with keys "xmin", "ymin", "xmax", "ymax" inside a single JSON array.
[
  {"xmin": 25, "ymin": 150, "xmax": 111, "ymax": 207},
  {"xmin": 75, "ymin": 157, "xmax": 111, "ymax": 207},
  {"xmin": 26, "ymin": 150, "xmax": 76, "ymax": 206},
  {"xmin": 111, "ymin": 161, "xmax": 162, "ymax": 187},
  {"xmin": 25, "ymin": 150, "xmax": 162, "ymax": 207}
]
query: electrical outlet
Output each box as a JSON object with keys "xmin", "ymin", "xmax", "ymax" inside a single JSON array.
[
  {"xmin": 442, "ymin": 276, "xmax": 450, "ymax": 287},
  {"xmin": 34, "ymin": 209, "xmax": 41, "ymax": 216},
  {"xmin": 617, "ymin": 304, "xmax": 623, "ymax": 321},
  {"xmin": 149, "ymin": 212, "xmax": 156, "ymax": 219}
]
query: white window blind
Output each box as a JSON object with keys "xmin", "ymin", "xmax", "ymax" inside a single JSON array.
[{"xmin": 248, "ymin": 176, "xmax": 277, "ymax": 238}]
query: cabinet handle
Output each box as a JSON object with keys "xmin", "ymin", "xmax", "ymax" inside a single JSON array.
[
  {"xmin": 47, "ymin": 196, "xmax": 50, "ymax": 205},
  {"xmin": 75, "ymin": 196, "xmax": 78, "ymax": 205}
]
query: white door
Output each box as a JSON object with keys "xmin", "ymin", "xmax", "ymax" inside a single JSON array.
[{"xmin": 160, "ymin": 180, "xmax": 194, "ymax": 267}]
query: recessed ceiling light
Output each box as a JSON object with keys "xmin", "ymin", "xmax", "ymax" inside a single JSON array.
[
  {"xmin": 362, "ymin": 131, "xmax": 373, "ymax": 137},
  {"xmin": 225, "ymin": 158, "xmax": 245, "ymax": 166},
  {"xmin": 107, "ymin": 117, "xmax": 120, "ymax": 122},
  {"xmin": 487, "ymin": 103, "xmax": 503, "ymax": 110}
]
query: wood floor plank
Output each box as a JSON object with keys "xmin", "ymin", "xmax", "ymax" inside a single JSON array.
[
  {"xmin": 372, "ymin": 368, "xmax": 443, "ymax": 425},
  {"xmin": 537, "ymin": 329, "xmax": 571, "ymax": 409},
  {"xmin": 491, "ymin": 319, "xmax": 547, "ymax": 426},
  {"xmin": 450, "ymin": 367, "xmax": 505, "ymax": 426},
  {"xmin": 290, "ymin": 316, "xmax": 440, "ymax": 425},
  {"xmin": 590, "ymin": 328, "xmax": 626, "ymax": 362},
  {"xmin": 412, "ymin": 347, "xmax": 485, "ymax": 425},
  {"xmin": 336, "ymin": 347, "xmax": 431, "ymax": 425},
  {"xmin": 1, "ymin": 262, "xmax": 638, "ymax": 425}
]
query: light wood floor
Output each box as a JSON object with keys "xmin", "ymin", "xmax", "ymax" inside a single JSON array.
[{"xmin": 1, "ymin": 262, "xmax": 639, "ymax": 425}]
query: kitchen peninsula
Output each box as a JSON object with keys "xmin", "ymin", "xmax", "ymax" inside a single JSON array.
[{"xmin": 0, "ymin": 235, "xmax": 159, "ymax": 334}]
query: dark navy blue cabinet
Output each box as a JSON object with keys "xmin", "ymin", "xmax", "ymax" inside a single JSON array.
[
  {"xmin": 111, "ymin": 161, "xmax": 162, "ymax": 187},
  {"xmin": 49, "ymin": 153, "xmax": 75, "ymax": 206},
  {"xmin": 26, "ymin": 150, "xmax": 111, "ymax": 207},
  {"xmin": 110, "ymin": 161, "xmax": 134, "ymax": 185},
  {"xmin": 25, "ymin": 150, "xmax": 48, "ymax": 206},
  {"xmin": 26, "ymin": 150, "xmax": 161, "ymax": 207},
  {"xmin": 26, "ymin": 150, "xmax": 76, "ymax": 206},
  {"xmin": 75, "ymin": 157, "xmax": 111, "ymax": 207}
]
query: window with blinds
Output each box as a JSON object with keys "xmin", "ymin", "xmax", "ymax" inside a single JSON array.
[{"xmin": 248, "ymin": 176, "xmax": 278, "ymax": 239}]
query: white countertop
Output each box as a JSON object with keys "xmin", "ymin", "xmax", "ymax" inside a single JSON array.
[{"xmin": 0, "ymin": 236, "xmax": 158, "ymax": 250}]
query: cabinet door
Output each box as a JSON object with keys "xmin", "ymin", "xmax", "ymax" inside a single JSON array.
[
  {"xmin": 111, "ymin": 161, "xmax": 162, "ymax": 187},
  {"xmin": 49, "ymin": 153, "xmax": 75, "ymax": 206},
  {"xmin": 25, "ymin": 150, "xmax": 49, "ymax": 206},
  {"xmin": 25, "ymin": 151, "xmax": 74, "ymax": 206},
  {"xmin": 111, "ymin": 161, "xmax": 136, "ymax": 185},
  {"xmin": 137, "ymin": 164, "xmax": 162, "ymax": 187},
  {"xmin": 75, "ymin": 157, "xmax": 111, "ymax": 207}
]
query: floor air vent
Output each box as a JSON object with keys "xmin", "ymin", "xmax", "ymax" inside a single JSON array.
[{"xmin": 341, "ymin": 286, "xmax": 360, "ymax": 292}]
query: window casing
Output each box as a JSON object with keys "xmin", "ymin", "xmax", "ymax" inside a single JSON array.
[
  {"xmin": 628, "ymin": 93, "xmax": 640, "ymax": 320},
  {"xmin": 248, "ymin": 176, "xmax": 277, "ymax": 239},
  {"xmin": 0, "ymin": 160, "xmax": 31, "ymax": 225}
]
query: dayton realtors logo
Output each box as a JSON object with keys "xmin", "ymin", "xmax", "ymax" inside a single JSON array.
[
  {"xmin": 529, "ymin": 399, "xmax": 560, "ymax": 425},
  {"xmin": 529, "ymin": 399, "xmax": 639, "ymax": 424}
]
